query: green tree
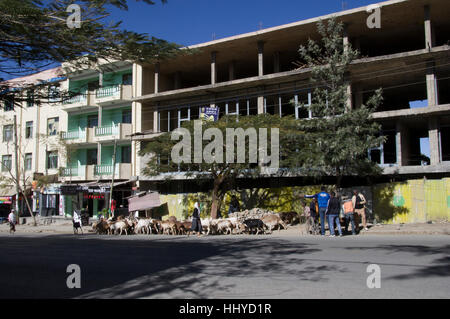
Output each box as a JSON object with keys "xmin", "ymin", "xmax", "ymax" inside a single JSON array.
[
  {"xmin": 0, "ymin": 0, "xmax": 181, "ymax": 104},
  {"xmin": 140, "ymin": 115, "xmax": 304, "ymax": 218},
  {"xmin": 295, "ymin": 18, "xmax": 384, "ymax": 188}
]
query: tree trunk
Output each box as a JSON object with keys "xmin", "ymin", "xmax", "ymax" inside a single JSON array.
[{"xmin": 210, "ymin": 175, "xmax": 224, "ymax": 219}]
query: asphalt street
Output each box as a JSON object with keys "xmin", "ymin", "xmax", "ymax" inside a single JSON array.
[{"xmin": 0, "ymin": 233, "xmax": 448, "ymax": 299}]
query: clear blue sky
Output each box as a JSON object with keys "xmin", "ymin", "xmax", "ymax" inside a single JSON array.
[{"xmin": 108, "ymin": 0, "xmax": 380, "ymax": 46}]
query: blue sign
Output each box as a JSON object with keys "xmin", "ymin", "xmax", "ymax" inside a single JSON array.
[{"xmin": 200, "ymin": 107, "xmax": 219, "ymax": 122}]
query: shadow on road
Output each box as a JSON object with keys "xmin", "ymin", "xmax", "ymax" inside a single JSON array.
[{"xmin": 0, "ymin": 234, "xmax": 326, "ymax": 298}]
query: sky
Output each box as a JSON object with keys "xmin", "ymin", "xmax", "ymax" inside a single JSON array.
[{"xmin": 107, "ymin": 0, "xmax": 381, "ymax": 47}]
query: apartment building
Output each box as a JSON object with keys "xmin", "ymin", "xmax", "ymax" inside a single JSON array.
[{"xmin": 1, "ymin": 0, "xmax": 449, "ymax": 221}]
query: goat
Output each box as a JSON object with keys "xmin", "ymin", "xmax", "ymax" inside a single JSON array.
[
  {"xmin": 242, "ymin": 219, "xmax": 266, "ymax": 235},
  {"xmin": 261, "ymin": 214, "xmax": 287, "ymax": 233}
]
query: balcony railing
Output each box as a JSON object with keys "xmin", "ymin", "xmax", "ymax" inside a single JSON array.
[
  {"xmin": 95, "ymin": 125, "xmax": 119, "ymax": 136},
  {"xmin": 61, "ymin": 166, "xmax": 79, "ymax": 177},
  {"xmin": 95, "ymin": 85, "xmax": 121, "ymax": 99},
  {"xmin": 61, "ymin": 129, "xmax": 86, "ymax": 140},
  {"xmin": 94, "ymin": 164, "xmax": 114, "ymax": 176},
  {"xmin": 62, "ymin": 92, "xmax": 87, "ymax": 105}
]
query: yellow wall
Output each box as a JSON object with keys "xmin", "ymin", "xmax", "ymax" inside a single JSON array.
[
  {"xmin": 373, "ymin": 178, "xmax": 450, "ymax": 224},
  {"xmin": 155, "ymin": 179, "xmax": 450, "ymax": 224}
]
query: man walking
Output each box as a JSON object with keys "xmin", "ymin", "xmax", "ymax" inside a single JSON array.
[
  {"xmin": 326, "ymin": 192, "xmax": 342, "ymax": 237},
  {"xmin": 342, "ymin": 195, "xmax": 356, "ymax": 235},
  {"xmin": 8, "ymin": 209, "xmax": 16, "ymax": 234},
  {"xmin": 352, "ymin": 190, "xmax": 368, "ymax": 231},
  {"xmin": 303, "ymin": 186, "xmax": 330, "ymax": 236}
]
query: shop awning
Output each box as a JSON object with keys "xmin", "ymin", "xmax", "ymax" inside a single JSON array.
[
  {"xmin": 128, "ymin": 192, "xmax": 161, "ymax": 212},
  {"xmin": 0, "ymin": 186, "xmax": 16, "ymax": 197}
]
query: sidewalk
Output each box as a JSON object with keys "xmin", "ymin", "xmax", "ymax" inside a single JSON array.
[{"xmin": 1, "ymin": 219, "xmax": 449, "ymax": 236}]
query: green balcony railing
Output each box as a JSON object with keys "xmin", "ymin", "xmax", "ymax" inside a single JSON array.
[{"xmin": 61, "ymin": 166, "xmax": 79, "ymax": 177}]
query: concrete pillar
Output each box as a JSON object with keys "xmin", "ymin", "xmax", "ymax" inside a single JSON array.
[
  {"xmin": 132, "ymin": 101, "xmax": 142, "ymax": 176},
  {"xmin": 426, "ymin": 61, "xmax": 438, "ymax": 106},
  {"xmin": 343, "ymin": 24, "xmax": 350, "ymax": 53},
  {"xmin": 346, "ymin": 83, "xmax": 353, "ymax": 111},
  {"xmin": 211, "ymin": 51, "xmax": 217, "ymax": 85},
  {"xmin": 429, "ymin": 117, "xmax": 440, "ymax": 165},
  {"xmin": 258, "ymin": 41, "xmax": 264, "ymax": 77},
  {"xmin": 273, "ymin": 52, "xmax": 280, "ymax": 73},
  {"xmin": 257, "ymin": 96, "xmax": 264, "ymax": 114},
  {"xmin": 228, "ymin": 61, "xmax": 236, "ymax": 81},
  {"xmin": 98, "ymin": 106, "xmax": 103, "ymax": 127},
  {"xmin": 424, "ymin": 5, "xmax": 435, "ymax": 49},
  {"xmin": 153, "ymin": 108, "xmax": 159, "ymax": 133},
  {"xmin": 97, "ymin": 142, "xmax": 102, "ymax": 166},
  {"xmin": 154, "ymin": 63, "xmax": 160, "ymax": 94},
  {"xmin": 354, "ymin": 87, "xmax": 363, "ymax": 109},
  {"xmin": 396, "ymin": 121, "xmax": 410, "ymax": 166},
  {"xmin": 174, "ymin": 71, "xmax": 182, "ymax": 90}
]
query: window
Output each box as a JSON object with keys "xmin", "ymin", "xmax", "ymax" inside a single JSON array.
[
  {"xmin": 25, "ymin": 121, "xmax": 33, "ymax": 139},
  {"xmin": 27, "ymin": 90, "xmax": 35, "ymax": 107},
  {"xmin": 25, "ymin": 153, "xmax": 32, "ymax": 171},
  {"xmin": 47, "ymin": 117, "xmax": 59, "ymax": 136},
  {"xmin": 121, "ymin": 145, "xmax": 131, "ymax": 164},
  {"xmin": 87, "ymin": 115, "xmax": 98, "ymax": 128},
  {"xmin": 122, "ymin": 73, "xmax": 132, "ymax": 85},
  {"xmin": 87, "ymin": 149, "xmax": 98, "ymax": 165},
  {"xmin": 47, "ymin": 151, "xmax": 58, "ymax": 169},
  {"xmin": 1, "ymin": 155, "xmax": 12, "ymax": 172},
  {"xmin": 4, "ymin": 97, "xmax": 14, "ymax": 111},
  {"xmin": 3, "ymin": 125, "xmax": 13, "ymax": 142},
  {"xmin": 48, "ymin": 85, "xmax": 60, "ymax": 102},
  {"xmin": 122, "ymin": 109, "xmax": 132, "ymax": 124}
]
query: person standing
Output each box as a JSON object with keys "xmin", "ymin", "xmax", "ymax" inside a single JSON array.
[
  {"xmin": 191, "ymin": 202, "xmax": 203, "ymax": 237},
  {"xmin": 228, "ymin": 195, "xmax": 240, "ymax": 216},
  {"xmin": 326, "ymin": 192, "xmax": 342, "ymax": 237},
  {"xmin": 352, "ymin": 190, "xmax": 368, "ymax": 231},
  {"xmin": 303, "ymin": 187, "xmax": 330, "ymax": 236},
  {"xmin": 8, "ymin": 209, "xmax": 16, "ymax": 234},
  {"xmin": 342, "ymin": 195, "xmax": 356, "ymax": 235}
]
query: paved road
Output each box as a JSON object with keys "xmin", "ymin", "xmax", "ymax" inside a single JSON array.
[{"xmin": 0, "ymin": 233, "xmax": 448, "ymax": 299}]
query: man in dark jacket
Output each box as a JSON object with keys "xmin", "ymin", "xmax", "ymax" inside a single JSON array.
[{"xmin": 326, "ymin": 192, "xmax": 342, "ymax": 237}]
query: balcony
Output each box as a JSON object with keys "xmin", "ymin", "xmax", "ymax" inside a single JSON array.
[
  {"xmin": 62, "ymin": 91, "xmax": 96, "ymax": 111},
  {"xmin": 94, "ymin": 84, "xmax": 132, "ymax": 105},
  {"xmin": 94, "ymin": 163, "xmax": 132, "ymax": 180},
  {"xmin": 60, "ymin": 129, "xmax": 87, "ymax": 143},
  {"xmin": 60, "ymin": 165, "xmax": 96, "ymax": 181},
  {"xmin": 94, "ymin": 123, "xmax": 132, "ymax": 141}
]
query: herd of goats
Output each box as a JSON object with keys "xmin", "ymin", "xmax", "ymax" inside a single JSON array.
[{"xmin": 91, "ymin": 212, "xmax": 298, "ymax": 236}]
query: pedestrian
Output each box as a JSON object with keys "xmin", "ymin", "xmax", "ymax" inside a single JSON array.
[
  {"xmin": 309, "ymin": 198, "xmax": 319, "ymax": 235},
  {"xmin": 228, "ymin": 195, "xmax": 240, "ymax": 216},
  {"xmin": 303, "ymin": 186, "xmax": 330, "ymax": 236},
  {"xmin": 352, "ymin": 190, "xmax": 368, "ymax": 231},
  {"xmin": 342, "ymin": 195, "xmax": 356, "ymax": 235},
  {"xmin": 190, "ymin": 202, "xmax": 203, "ymax": 237},
  {"xmin": 303, "ymin": 201, "xmax": 317, "ymax": 235},
  {"xmin": 8, "ymin": 209, "xmax": 16, "ymax": 234},
  {"xmin": 73, "ymin": 210, "xmax": 83, "ymax": 234},
  {"xmin": 326, "ymin": 191, "xmax": 342, "ymax": 237}
]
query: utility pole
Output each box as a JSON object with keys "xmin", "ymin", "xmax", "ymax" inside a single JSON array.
[
  {"xmin": 108, "ymin": 138, "xmax": 117, "ymax": 216},
  {"xmin": 13, "ymin": 115, "xmax": 20, "ymax": 220}
]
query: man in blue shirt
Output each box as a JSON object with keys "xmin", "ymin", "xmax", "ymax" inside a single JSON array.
[{"xmin": 303, "ymin": 186, "xmax": 330, "ymax": 236}]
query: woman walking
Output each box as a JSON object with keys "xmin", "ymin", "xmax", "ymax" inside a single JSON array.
[{"xmin": 191, "ymin": 202, "xmax": 203, "ymax": 237}]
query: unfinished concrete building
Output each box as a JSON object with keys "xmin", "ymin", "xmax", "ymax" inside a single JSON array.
[{"xmin": 131, "ymin": 0, "xmax": 450, "ymax": 193}]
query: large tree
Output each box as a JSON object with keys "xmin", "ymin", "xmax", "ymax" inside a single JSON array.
[
  {"xmin": 294, "ymin": 18, "xmax": 384, "ymax": 188},
  {"xmin": 140, "ymin": 114, "xmax": 304, "ymax": 218},
  {"xmin": 0, "ymin": 0, "xmax": 181, "ymax": 103}
]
